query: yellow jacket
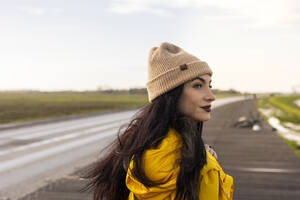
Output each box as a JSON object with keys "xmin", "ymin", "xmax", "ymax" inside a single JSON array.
[{"xmin": 126, "ymin": 128, "xmax": 234, "ymax": 200}]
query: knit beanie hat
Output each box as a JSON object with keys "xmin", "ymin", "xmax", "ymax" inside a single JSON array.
[{"xmin": 146, "ymin": 42, "xmax": 213, "ymax": 102}]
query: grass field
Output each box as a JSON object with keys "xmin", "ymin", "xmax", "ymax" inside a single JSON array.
[
  {"xmin": 256, "ymin": 95, "xmax": 300, "ymax": 158},
  {"xmin": 0, "ymin": 92, "xmax": 148, "ymax": 124},
  {"xmin": 0, "ymin": 91, "xmax": 239, "ymax": 124},
  {"xmin": 257, "ymin": 95, "xmax": 300, "ymax": 124}
]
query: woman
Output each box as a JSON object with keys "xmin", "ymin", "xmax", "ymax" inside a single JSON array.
[{"xmin": 83, "ymin": 42, "xmax": 234, "ymax": 200}]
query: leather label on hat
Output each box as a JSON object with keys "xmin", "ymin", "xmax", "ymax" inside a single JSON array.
[{"xmin": 180, "ymin": 64, "xmax": 188, "ymax": 71}]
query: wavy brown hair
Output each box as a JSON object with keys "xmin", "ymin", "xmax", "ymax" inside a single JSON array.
[{"xmin": 81, "ymin": 83, "xmax": 207, "ymax": 200}]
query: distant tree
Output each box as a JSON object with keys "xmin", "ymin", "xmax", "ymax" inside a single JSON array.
[{"xmin": 129, "ymin": 88, "xmax": 147, "ymax": 94}]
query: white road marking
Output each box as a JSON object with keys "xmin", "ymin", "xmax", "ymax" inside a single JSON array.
[{"xmin": 231, "ymin": 167, "xmax": 300, "ymax": 173}]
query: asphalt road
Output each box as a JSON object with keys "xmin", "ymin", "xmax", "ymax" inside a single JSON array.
[
  {"xmin": 0, "ymin": 96, "xmax": 246, "ymax": 200},
  {"xmin": 204, "ymin": 99, "xmax": 300, "ymax": 200},
  {"xmin": 16, "ymin": 97, "xmax": 300, "ymax": 200}
]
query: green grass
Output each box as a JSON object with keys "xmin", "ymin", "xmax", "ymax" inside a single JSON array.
[
  {"xmin": 267, "ymin": 95, "xmax": 300, "ymax": 124},
  {"xmin": 0, "ymin": 92, "xmax": 148, "ymax": 124},
  {"xmin": 256, "ymin": 97, "xmax": 271, "ymax": 109},
  {"xmin": 256, "ymin": 95, "xmax": 300, "ymax": 124},
  {"xmin": 0, "ymin": 91, "xmax": 241, "ymax": 124},
  {"xmin": 256, "ymin": 95, "xmax": 300, "ymax": 158},
  {"xmin": 281, "ymin": 137, "xmax": 300, "ymax": 158}
]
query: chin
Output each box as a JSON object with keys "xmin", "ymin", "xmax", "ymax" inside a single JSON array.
[
  {"xmin": 195, "ymin": 115, "xmax": 211, "ymax": 122},
  {"xmin": 201, "ymin": 118, "xmax": 210, "ymax": 122}
]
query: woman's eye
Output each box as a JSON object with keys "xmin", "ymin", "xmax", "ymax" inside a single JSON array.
[
  {"xmin": 193, "ymin": 84, "xmax": 212, "ymax": 89},
  {"xmin": 193, "ymin": 84, "xmax": 202, "ymax": 88}
]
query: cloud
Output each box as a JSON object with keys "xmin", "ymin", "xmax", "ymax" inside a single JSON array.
[
  {"xmin": 147, "ymin": 8, "xmax": 175, "ymax": 18},
  {"xmin": 18, "ymin": 6, "xmax": 64, "ymax": 16},
  {"xmin": 19, "ymin": 6, "xmax": 47, "ymax": 15},
  {"xmin": 108, "ymin": 2, "xmax": 147, "ymax": 14},
  {"xmin": 107, "ymin": 0, "xmax": 300, "ymax": 28},
  {"xmin": 108, "ymin": 1, "xmax": 175, "ymax": 17},
  {"xmin": 213, "ymin": 0, "xmax": 300, "ymax": 29},
  {"xmin": 53, "ymin": 8, "xmax": 64, "ymax": 14}
]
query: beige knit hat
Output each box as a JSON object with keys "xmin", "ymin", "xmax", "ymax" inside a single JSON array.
[{"xmin": 146, "ymin": 42, "xmax": 213, "ymax": 102}]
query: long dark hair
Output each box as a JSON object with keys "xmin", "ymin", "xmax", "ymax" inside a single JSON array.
[{"xmin": 81, "ymin": 83, "xmax": 207, "ymax": 200}]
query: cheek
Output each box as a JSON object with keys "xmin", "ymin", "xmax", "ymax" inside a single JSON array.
[
  {"xmin": 188, "ymin": 93, "xmax": 202, "ymax": 109},
  {"xmin": 178, "ymin": 96, "xmax": 192, "ymax": 115},
  {"xmin": 178, "ymin": 92, "xmax": 201, "ymax": 116}
]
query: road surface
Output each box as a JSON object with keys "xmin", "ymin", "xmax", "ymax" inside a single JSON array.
[{"xmin": 0, "ymin": 96, "xmax": 246, "ymax": 200}]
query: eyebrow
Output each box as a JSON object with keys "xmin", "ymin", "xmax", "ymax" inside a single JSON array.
[{"xmin": 191, "ymin": 77, "xmax": 212, "ymax": 84}]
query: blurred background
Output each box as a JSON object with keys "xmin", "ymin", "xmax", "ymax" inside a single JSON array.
[
  {"xmin": 1, "ymin": 0, "xmax": 300, "ymax": 123},
  {"xmin": 0, "ymin": 1, "xmax": 300, "ymax": 200},
  {"xmin": 1, "ymin": 0, "xmax": 300, "ymax": 93}
]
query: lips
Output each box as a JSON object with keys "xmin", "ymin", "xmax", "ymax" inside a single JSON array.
[{"xmin": 201, "ymin": 105, "xmax": 211, "ymax": 112}]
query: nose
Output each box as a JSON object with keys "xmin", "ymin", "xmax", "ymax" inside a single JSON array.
[{"xmin": 205, "ymin": 89, "xmax": 216, "ymax": 102}]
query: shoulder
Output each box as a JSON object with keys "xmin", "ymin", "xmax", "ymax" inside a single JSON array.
[
  {"xmin": 141, "ymin": 128, "xmax": 182, "ymax": 182},
  {"xmin": 126, "ymin": 128, "xmax": 181, "ymax": 196}
]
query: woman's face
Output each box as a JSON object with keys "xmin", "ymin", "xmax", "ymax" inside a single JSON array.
[{"xmin": 177, "ymin": 74, "xmax": 216, "ymax": 122}]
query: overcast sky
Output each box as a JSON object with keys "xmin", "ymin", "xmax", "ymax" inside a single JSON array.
[{"xmin": 1, "ymin": 0, "xmax": 300, "ymax": 93}]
